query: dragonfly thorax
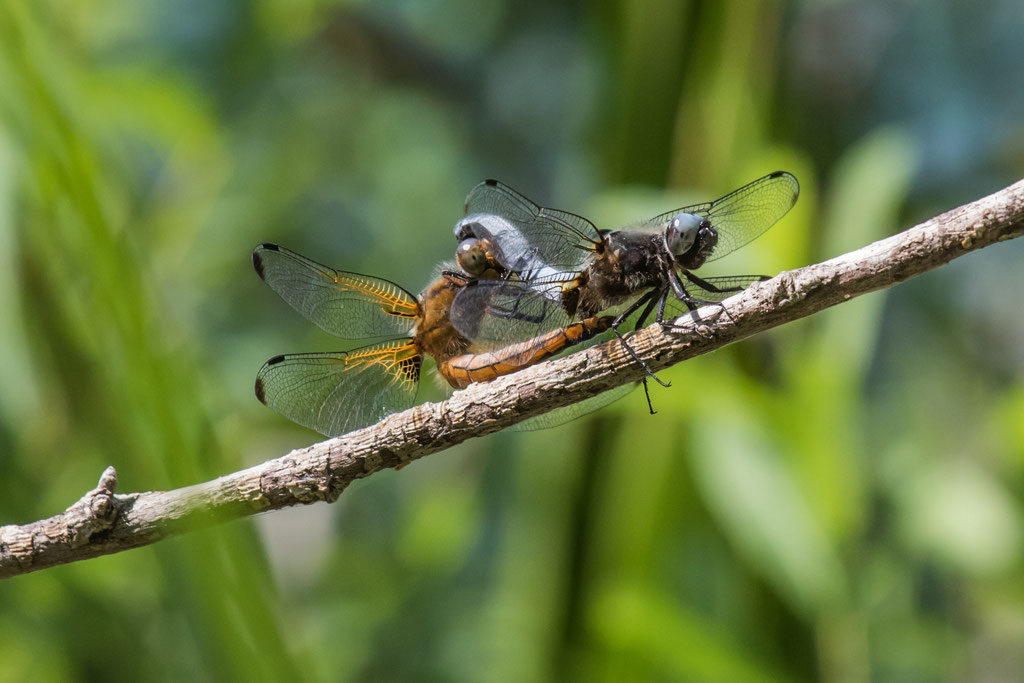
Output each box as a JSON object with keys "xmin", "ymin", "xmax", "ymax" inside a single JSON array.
[
  {"xmin": 415, "ymin": 274, "xmax": 471, "ymax": 361},
  {"xmin": 603, "ymin": 230, "xmax": 666, "ymax": 272},
  {"xmin": 572, "ymin": 230, "xmax": 671, "ymax": 316}
]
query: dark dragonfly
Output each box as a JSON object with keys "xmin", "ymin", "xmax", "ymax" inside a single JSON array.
[
  {"xmin": 253, "ymin": 243, "xmax": 613, "ymax": 436},
  {"xmin": 450, "ymin": 171, "xmax": 800, "ymax": 388}
]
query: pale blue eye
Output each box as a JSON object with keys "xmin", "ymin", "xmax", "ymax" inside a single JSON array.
[{"xmin": 665, "ymin": 213, "xmax": 702, "ymax": 255}]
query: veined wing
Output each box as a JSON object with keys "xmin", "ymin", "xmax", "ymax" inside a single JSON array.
[
  {"xmin": 514, "ymin": 382, "xmax": 638, "ymax": 431},
  {"xmin": 254, "ymin": 340, "xmax": 421, "ymax": 436},
  {"xmin": 449, "ymin": 275, "xmax": 576, "ymax": 350},
  {"xmin": 253, "ymin": 243, "xmax": 419, "ymax": 340},
  {"xmin": 456, "ymin": 179, "xmax": 602, "ymax": 272},
  {"xmin": 642, "ymin": 171, "xmax": 799, "ymax": 263},
  {"xmin": 663, "ymin": 274, "xmax": 769, "ymax": 319},
  {"xmin": 514, "ymin": 275, "xmax": 769, "ymax": 428},
  {"xmin": 507, "ymin": 307, "xmax": 647, "ymax": 430}
]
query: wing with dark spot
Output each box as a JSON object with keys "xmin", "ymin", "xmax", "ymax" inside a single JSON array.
[
  {"xmin": 253, "ymin": 243, "xmax": 419, "ymax": 340},
  {"xmin": 254, "ymin": 340, "xmax": 420, "ymax": 436},
  {"xmin": 639, "ymin": 171, "xmax": 799, "ymax": 262}
]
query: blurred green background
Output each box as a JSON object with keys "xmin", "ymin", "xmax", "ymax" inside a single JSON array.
[{"xmin": 2, "ymin": 0, "xmax": 1023, "ymax": 680}]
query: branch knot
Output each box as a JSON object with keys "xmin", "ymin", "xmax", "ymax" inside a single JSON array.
[{"xmin": 65, "ymin": 466, "xmax": 119, "ymax": 547}]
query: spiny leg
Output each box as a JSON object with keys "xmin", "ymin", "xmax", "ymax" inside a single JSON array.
[
  {"xmin": 629, "ymin": 290, "xmax": 664, "ymax": 415},
  {"xmin": 686, "ymin": 271, "xmax": 750, "ymax": 323},
  {"xmin": 658, "ymin": 269, "xmax": 729, "ymax": 331},
  {"xmin": 607, "ymin": 288, "xmax": 671, "ymax": 389}
]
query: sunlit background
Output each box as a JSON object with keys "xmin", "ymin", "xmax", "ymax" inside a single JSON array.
[{"xmin": 2, "ymin": 1, "xmax": 1023, "ymax": 680}]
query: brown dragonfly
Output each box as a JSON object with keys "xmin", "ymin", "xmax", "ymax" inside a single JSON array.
[
  {"xmin": 450, "ymin": 171, "xmax": 800, "ymax": 387},
  {"xmin": 252, "ymin": 243, "xmax": 615, "ymax": 436}
]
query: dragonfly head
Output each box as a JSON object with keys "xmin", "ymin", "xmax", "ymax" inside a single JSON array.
[
  {"xmin": 456, "ymin": 236, "xmax": 510, "ymax": 279},
  {"xmin": 456, "ymin": 237, "xmax": 490, "ymax": 276},
  {"xmin": 666, "ymin": 213, "xmax": 717, "ymax": 269}
]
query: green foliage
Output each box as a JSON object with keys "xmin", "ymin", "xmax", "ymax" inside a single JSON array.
[{"xmin": 1, "ymin": 1, "xmax": 1023, "ymax": 681}]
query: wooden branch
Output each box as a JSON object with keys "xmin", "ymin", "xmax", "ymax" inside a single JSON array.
[{"xmin": 3, "ymin": 177, "xmax": 1024, "ymax": 579}]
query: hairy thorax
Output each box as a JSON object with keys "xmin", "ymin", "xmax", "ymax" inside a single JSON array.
[
  {"xmin": 415, "ymin": 276, "xmax": 470, "ymax": 362},
  {"xmin": 573, "ymin": 231, "xmax": 668, "ymax": 317}
]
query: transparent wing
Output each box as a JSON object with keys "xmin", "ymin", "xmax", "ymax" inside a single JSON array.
[
  {"xmin": 511, "ymin": 274, "xmax": 766, "ymax": 430},
  {"xmin": 458, "ymin": 179, "xmax": 602, "ymax": 272},
  {"xmin": 641, "ymin": 171, "xmax": 799, "ymax": 263},
  {"xmin": 254, "ymin": 340, "xmax": 421, "ymax": 436},
  {"xmin": 513, "ymin": 382, "xmax": 638, "ymax": 431},
  {"xmin": 449, "ymin": 276, "xmax": 576, "ymax": 350},
  {"xmin": 253, "ymin": 243, "xmax": 419, "ymax": 340},
  {"xmin": 514, "ymin": 276, "xmax": 759, "ymax": 430},
  {"xmin": 511, "ymin": 312, "xmax": 638, "ymax": 430},
  {"xmin": 662, "ymin": 274, "xmax": 769, "ymax": 320}
]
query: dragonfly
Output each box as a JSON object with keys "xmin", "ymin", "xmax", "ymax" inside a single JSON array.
[
  {"xmin": 450, "ymin": 171, "xmax": 800, "ymax": 387},
  {"xmin": 252, "ymin": 243, "xmax": 615, "ymax": 436}
]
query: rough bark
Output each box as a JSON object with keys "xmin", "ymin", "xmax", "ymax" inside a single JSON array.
[{"xmin": 2, "ymin": 177, "xmax": 1023, "ymax": 579}]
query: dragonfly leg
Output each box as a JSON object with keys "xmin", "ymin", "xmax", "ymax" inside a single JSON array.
[
  {"xmin": 683, "ymin": 271, "xmax": 761, "ymax": 324},
  {"xmin": 659, "ymin": 305, "xmax": 726, "ymax": 333},
  {"xmin": 633, "ymin": 290, "xmax": 666, "ymax": 414},
  {"xmin": 610, "ymin": 327, "xmax": 670, "ymax": 388},
  {"xmin": 631, "ymin": 288, "xmax": 661, "ymax": 331},
  {"xmin": 441, "ymin": 270, "xmax": 473, "ymax": 286},
  {"xmin": 685, "ymin": 271, "xmax": 766, "ymax": 294},
  {"xmin": 658, "ymin": 269, "xmax": 710, "ymax": 329},
  {"xmin": 607, "ymin": 289, "xmax": 671, "ymax": 390},
  {"xmin": 658, "ymin": 269, "xmax": 732, "ymax": 330}
]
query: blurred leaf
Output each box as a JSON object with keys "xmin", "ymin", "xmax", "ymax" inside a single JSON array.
[
  {"xmin": 896, "ymin": 457, "xmax": 1023, "ymax": 575},
  {"xmin": 669, "ymin": 1, "xmax": 787, "ymax": 189},
  {"xmin": 690, "ymin": 405, "xmax": 847, "ymax": 617},
  {"xmin": 397, "ymin": 466, "xmax": 482, "ymax": 572},
  {"xmin": 589, "ymin": 581, "xmax": 793, "ymax": 683}
]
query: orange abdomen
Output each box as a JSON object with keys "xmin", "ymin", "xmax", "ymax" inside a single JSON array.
[{"xmin": 437, "ymin": 316, "xmax": 613, "ymax": 389}]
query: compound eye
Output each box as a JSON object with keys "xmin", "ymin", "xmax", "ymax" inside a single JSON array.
[
  {"xmin": 457, "ymin": 238, "xmax": 488, "ymax": 276},
  {"xmin": 454, "ymin": 218, "xmax": 482, "ymax": 241},
  {"xmin": 665, "ymin": 213, "xmax": 701, "ymax": 255}
]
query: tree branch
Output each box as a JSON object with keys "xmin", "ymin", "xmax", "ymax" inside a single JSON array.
[{"xmin": 3, "ymin": 177, "xmax": 1024, "ymax": 579}]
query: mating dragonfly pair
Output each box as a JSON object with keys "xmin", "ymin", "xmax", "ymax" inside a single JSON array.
[{"xmin": 254, "ymin": 171, "xmax": 800, "ymax": 436}]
